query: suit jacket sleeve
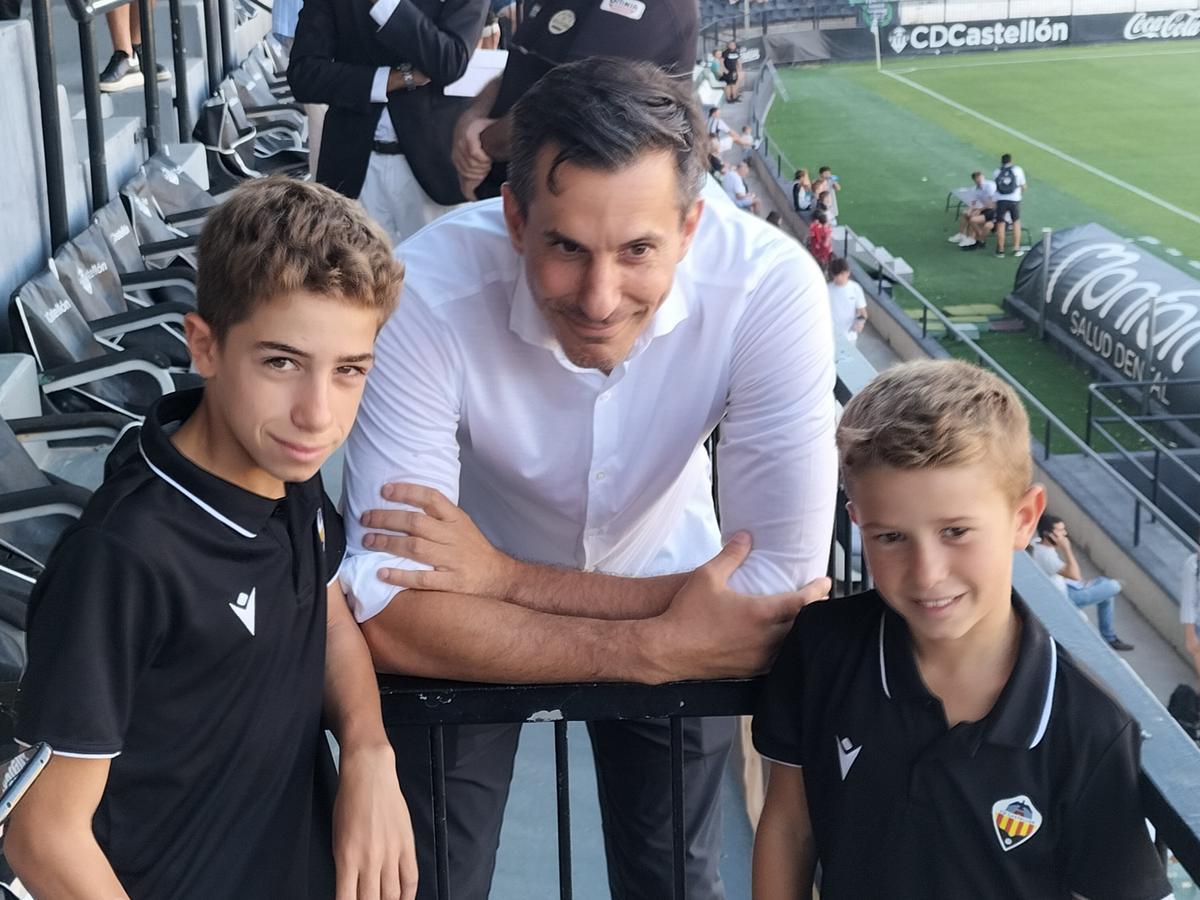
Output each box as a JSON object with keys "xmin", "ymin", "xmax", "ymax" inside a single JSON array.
[
  {"xmin": 287, "ymin": 0, "xmax": 379, "ymax": 111},
  {"xmin": 375, "ymin": 0, "xmax": 487, "ymax": 87}
]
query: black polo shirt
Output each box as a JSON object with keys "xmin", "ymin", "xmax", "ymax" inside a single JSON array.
[
  {"xmin": 16, "ymin": 388, "xmax": 345, "ymax": 899},
  {"xmin": 753, "ymin": 591, "xmax": 1173, "ymax": 900}
]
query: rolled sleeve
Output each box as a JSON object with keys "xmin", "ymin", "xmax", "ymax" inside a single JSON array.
[
  {"xmin": 339, "ymin": 280, "xmax": 465, "ymax": 622},
  {"xmin": 369, "ymin": 0, "xmax": 402, "ymax": 27},
  {"xmin": 718, "ymin": 241, "xmax": 838, "ymax": 596},
  {"xmin": 370, "ymin": 66, "xmax": 391, "ymax": 104}
]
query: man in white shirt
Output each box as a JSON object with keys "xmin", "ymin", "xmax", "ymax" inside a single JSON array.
[
  {"xmin": 827, "ymin": 257, "xmax": 867, "ymax": 342},
  {"xmin": 1030, "ymin": 515, "xmax": 1134, "ymax": 651},
  {"xmin": 949, "ymin": 170, "xmax": 997, "ymax": 249},
  {"xmin": 992, "ymin": 152, "xmax": 1028, "ymax": 258},
  {"xmin": 341, "ymin": 59, "xmax": 836, "ymax": 899},
  {"xmin": 723, "ymin": 161, "xmax": 761, "ymax": 214},
  {"xmin": 1182, "ymin": 549, "xmax": 1200, "ymax": 682}
]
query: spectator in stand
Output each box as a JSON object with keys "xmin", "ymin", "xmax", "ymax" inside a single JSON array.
[
  {"xmin": 818, "ymin": 165, "xmax": 840, "ymax": 224},
  {"xmin": 448, "ymin": 0, "xmax": 698, "ymax": 200},
  {"xmin": 707, "ymin": 106, "xmax": 733, "ymax": 152},
  {"xmin": 807, "ymin": 211, "xmax": 833, "ymax": 272},
  {"xmin": 993, "ymin": 152, "xmax": 1027, "ymax": 258},
  {"xmin": 737, "ymin": 125, "xmax": 759, "ymax": 156},
  {"xmin": 1030, "ymin": 515, "xmax": 1134, "ymax": 651},
  {"xmin": 707, "ymin": 136, "xmax": 726, "ymax": 180},
  {"xmin": 1183, "ymin": 545, "xmax": 1200, "ymax": 682},
  {"xmin": 814, "ymin": 188, "xmax": 835, "ymax": 227},
  {"xmin": 272, "ymin": 0, "xmax": 326, "ymax": 176},
  {"xmin": 708, "ymin": 49, "xmax": 724, "ymax": 82},
  {"xmin": 722, "ymin": 40, "xmax": 743, "ymax": 103},
  {"xmin": 827, "ymin": 257, "xmax": 867, "ymax": 343},
  {"xmin": 288, "ymin": 0, "xmax": 488, "ymax": 244},
  {"xmin": 792, "ymin": 169, "xmax": 813, "ymax": 213},
  {"xmin": 724, "ymin": 161, "xmax": 761, "ymax": 215},
  {"xmin": 97, "ymin": 2, "xmax": 170, "ymax": 92},
  {"xmin": 952, "ymin": 170, "xmax": 997, "ymax": 251}
]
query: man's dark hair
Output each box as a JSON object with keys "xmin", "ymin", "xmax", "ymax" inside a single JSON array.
[
  {"xmin": 1037, "ymin": 513, "xmax": 1063, "ymax": 538},
  {"xmin": 813, "ymin": 211, "xmax": 827, "ymax": 225},
  {"xmin": 819, "ymin": 165, "xmax": 832, "ymax": 175},
  {"xmin": 508, "ymin": 58, "xmax": 706, "ymax": 215},
  {"xmin": 794, "ymin": 169, "xmax": 806, "ymax": 180},
  {"xmin": 828, "ymin": 256, "xmax": 850, "ymax": 277},
  {"xmin": 971, "ymin": 170, "xmax": 983, "ymax": 179},
  {"xmin": 1001, "ymin": 153, "xmax": 1013, "ymax": 165}
]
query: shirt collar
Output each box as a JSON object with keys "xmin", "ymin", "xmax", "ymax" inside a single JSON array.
[
  {"xmin": 136, "ymin": 388, "xmax": 308, "ymax": 539},
  {"xmin": 877, "ymin": 593, "xmax": 1058, "ymax": 750},
  {"xmin": 507, "ymin": 262, "xmax": 691, "ymax": 369}
]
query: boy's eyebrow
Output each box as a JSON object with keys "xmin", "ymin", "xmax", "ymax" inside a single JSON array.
[{"xmin": 256, "ymin": 341, "xmax": 375, "ymax": 364}]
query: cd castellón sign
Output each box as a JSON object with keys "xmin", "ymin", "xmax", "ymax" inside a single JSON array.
[
  {"xmin": 1012, "ymin": 224, "xmax": 1200, "ymax": 413},
  {"xmin": 886, "ymin": 18, "xmax": 1069, "ymax": 53}
]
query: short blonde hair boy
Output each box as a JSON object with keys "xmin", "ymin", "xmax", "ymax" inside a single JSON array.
[{"xmin": 836, "ymin": 359, "xmax": 1032, "ymax": 503}]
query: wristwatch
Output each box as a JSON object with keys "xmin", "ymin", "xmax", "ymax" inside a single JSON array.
[{"xmin": 399, "ymin": 63, "xmax": 415, "ymax": 91}]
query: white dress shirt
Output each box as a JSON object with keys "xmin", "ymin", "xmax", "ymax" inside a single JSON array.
[
  {"xmin": 368, "ymin": 0, "xmax": 402, "ymax": 142},
  {"xmin": 339, "ymin": 184, "xmax": 838, "ymax": 622}
]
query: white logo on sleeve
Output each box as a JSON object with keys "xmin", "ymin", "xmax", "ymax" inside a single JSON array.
[
  {"xmin": 229, "ymin": 588, "xmax": 256, "ymax": 635},
  {"xmin": 836, "ymin": 736, "xmax": 862, "ymax": 780}
]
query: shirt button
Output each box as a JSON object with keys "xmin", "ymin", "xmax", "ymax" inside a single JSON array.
[
  {"xmin": 599, "ymin": 392, "xmax": 612, "ymax": 403},
  {"xmin": 595, "ymin": 471, "xmax": 606, "ymax": 481}
]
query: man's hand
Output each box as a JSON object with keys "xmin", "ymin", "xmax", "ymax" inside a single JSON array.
[
  {"xmin": 362, "ymin": 483, "xmax": 518, "ymax": 598},
  {"xmin": 333, "ymin": 743, "xmax": 418, "ymax": 900},
  {"xmin": 642, "ymin": 533, "xmax": 830, "ymax": 684},
  {"xmin": 452, "ymin": 114, "xmax": 496, "ymax": 200},
  {"xmin": 385, "ymin": 67, "xmax": 431, "ymax": 93}
]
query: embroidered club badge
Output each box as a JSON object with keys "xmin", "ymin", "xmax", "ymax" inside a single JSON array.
[{"xmin": 992, "ymin": 795, "xmax": 1042, "ymax": 852}]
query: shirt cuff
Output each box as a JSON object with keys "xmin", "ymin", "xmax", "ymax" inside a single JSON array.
[
  {"xmin": 369, "ymin": 0, "xmax": 403, "ymax": 27},
  {"xmin": 338, "ymin": 549, "xmax": 431, "ymax": 623},
  {"xmin": 370, "ymin": 66, "xmax": 391, "ymax": 104}
]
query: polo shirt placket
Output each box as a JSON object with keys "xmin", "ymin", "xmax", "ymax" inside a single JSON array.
[
  {"xmin": 16, "ymin": 388, "xmax": 344, "ymax": 899},
  {"xmin": 753, "ymin": 591, "xmax": 1174, "ymax": 900}
]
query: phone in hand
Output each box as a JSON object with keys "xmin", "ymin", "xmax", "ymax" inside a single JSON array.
[{"xmin": 0, "ymin": 743, "xmax": 51, "ymax": 825}]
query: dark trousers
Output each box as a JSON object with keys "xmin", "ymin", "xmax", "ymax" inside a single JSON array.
[
  {"xmin": 0, "ymin": 0, "xmax": 21, "ymax": 19},
  {"xmin": 390, "ymin": 716, "xmax": 735, "ymax": 900}
]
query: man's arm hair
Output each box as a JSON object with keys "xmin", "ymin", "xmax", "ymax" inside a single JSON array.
[
  {"xmin": 6, "ymin": 755, "xmax": 130, "ymax": 899},
  {"xmin": 752, "ymin": 763, "xmax": 817, "ymax": 900}
]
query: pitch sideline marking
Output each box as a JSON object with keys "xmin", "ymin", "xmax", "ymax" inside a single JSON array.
[
  {"xmin": 894, "ymin": 46, "xmax": 1200, "ymax": 74},
  {"xmin": 879, "ymin": 67, "xmax": 1200, "ymax": 228}
]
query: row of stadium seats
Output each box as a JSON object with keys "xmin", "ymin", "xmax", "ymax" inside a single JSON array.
[{"xmin": 701, "ymin": 0, "xmax": 859, "ymax": 28}]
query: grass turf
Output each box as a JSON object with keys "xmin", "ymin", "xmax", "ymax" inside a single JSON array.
[{"xmin": 763, "ymin": 42, "xmax": 1200, "ymax": 443}]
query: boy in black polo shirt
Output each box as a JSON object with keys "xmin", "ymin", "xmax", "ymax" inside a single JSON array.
[
  {"xmin": 752, "ymin": 360, "xmax": 1172, "ymax": 900},
  {"xmin": 7, "ymin": 178, "xmax": 417, "ymax": 899}
]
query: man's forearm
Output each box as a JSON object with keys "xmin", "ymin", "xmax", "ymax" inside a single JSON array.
[
  {"xmin": 499, "ymin": 560, "xmax": 688, "ymax": 619},
  {"xmin": 362, "ymin": 588, "xmax": 662, "ymax": 683}
]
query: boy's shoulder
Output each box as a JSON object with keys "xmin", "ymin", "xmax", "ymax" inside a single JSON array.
[
  {"xmin": 1047, "ymin": 639, "xmax": 1138, "ymax": 750},
  {"xmin": 794, "ymin": 589, "xmax": 888, "ymax": 639}
]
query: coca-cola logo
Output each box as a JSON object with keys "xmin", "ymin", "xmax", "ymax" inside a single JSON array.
[{"xmin": 1124, "ymin": 9, "xmax": 1200, "ymax": 39}]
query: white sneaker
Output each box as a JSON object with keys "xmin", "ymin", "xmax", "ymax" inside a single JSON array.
[{"xmin": 948, "ymin": 233, "xmax": 967, "ymax": 245}]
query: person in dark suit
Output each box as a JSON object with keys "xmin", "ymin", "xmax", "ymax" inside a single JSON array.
[{"xmin": 288, "ymin": 0, "xmax": 488, "ymax": 243}]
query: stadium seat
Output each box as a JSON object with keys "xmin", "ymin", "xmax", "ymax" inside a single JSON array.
[{"xmin": 9, "ymin": 269, "xmax": 197, "ymax": 417}]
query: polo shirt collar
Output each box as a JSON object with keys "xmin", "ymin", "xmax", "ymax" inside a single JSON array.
[
  {"xmin": 137, "ymin": 388, "xmax": 282, "ymax": 539},
  {"xmin": 507, "ymin": 263, "xmax": 691, "ymax": 366},
  {"xmin": 877, "ymin": 594, "xmax": 1058, "ymax": 750}
]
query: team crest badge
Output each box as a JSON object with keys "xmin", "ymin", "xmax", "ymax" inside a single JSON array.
[{"xmin": 992, "ymin": 795, "xmax": 1043, "ymax": 852}]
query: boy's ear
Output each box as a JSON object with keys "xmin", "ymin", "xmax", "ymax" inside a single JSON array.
[
  {"xmin": 1012, "ymin": 484, "xmax": 1046, "ymax": 550},
  {"xmin": 184, "ymin": 312, "xmax": 219, "ymax": 379},
  {"xmin": 846, "ymin": 499, "xmax": 860, "ymax": 526}
]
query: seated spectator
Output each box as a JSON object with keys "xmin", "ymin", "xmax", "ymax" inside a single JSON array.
[
  {"xmin": 707, "ymin": 106, "xmax": 733, "ymax": 153},
  {"xmin": 827, "ymin": 257, "xmax": 867, "ymax": 343},
  {"xmin": 807, "ymin": 210, "xmax": 833, "ymax": 271},
  {"xmin": 1030, "ymin": 515, "xmax": 1135, "ymax": 651},
  {"xmin": 952, "ymin": 170, "xmax": 997, "ymax": 251},
  {"xmin": 792, "ymin": 169, "xmax": 813, "ymax": 213},
  {"xmin": 1183, "ymin": 544, "xmax": 1200, "ymax": 683},
  {"xmin": 818, "ymin": 165, "xmax": 841, "ymax": 223},
  {"xmin": 707, "ymin": 136, "xmax": 726, "ymax": 179},
  {"xmin": 707, "ymin": 49, "xmax": 725, "ymax": 84},
  {"xmin": 736, "ymin": 125, "xmax": 759, "ymax": 154},
  {"xmin": 723, "ymin": 161, "xmax": 761, "ymax": 215}
]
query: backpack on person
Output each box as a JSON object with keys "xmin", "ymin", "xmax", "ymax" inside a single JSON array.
[
  {"xmin": 1168, "ymin": 683, "xmax": 1200, "ymax": 742},
  {"xmin": 995, "ymin": 165, "xmax": 1017, "ymax": 196}
]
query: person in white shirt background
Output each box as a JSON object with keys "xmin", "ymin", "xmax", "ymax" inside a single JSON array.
[
  {"xmin": 826, "ymin": 257, "xmax": 867, "ymax": 343},
  {"xmin": 1031, "ymin": 514, "xmax": 1135, "ymax": 651},
  {"xmin": 1182, "ymin": 541, "xmax": 1200, "ymax": 683},
  {"xmin": 339, "ymin": 59, "xmax": 836, "ymax": 900}
]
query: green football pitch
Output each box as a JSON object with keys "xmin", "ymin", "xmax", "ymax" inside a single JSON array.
[{"xmin": 763, "ymin": 42, "xmax": 1200, "ymax": 439}]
